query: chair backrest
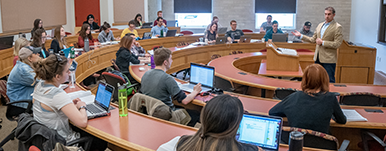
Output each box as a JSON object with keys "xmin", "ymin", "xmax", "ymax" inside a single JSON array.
[
  {"xmin": 0, "ymin": 80, "xmax": 10, "ymax": 105},
  {"xmin": 128, "ymin": 93, "xmax": 191, "ymax": 125},
  {"xmin": 211, "ymin": 54, "xmax": 221, "ymax": 60},
  {"xmin": 102, "ymin": 72, "xmax": 126, "ymax": 102},
  {"xmin": 242, "ymin": 29, "xmax": 253, "ymax": 33},
  {"xmin": 281, "ymin": 127, "xmax": 339, "ymax": 150},
  {"xmin": 214, "ymin": 76, "xmax": 234, "ymax": 92},
  {"xmin": 6, "ymin": 100, "xmax": 33, "ymax": 121},
  {"xmin": 274, "ymin": 88, "xmax": 298, "ymax": 100},
  {"xmin": 340, "ymin": 92, "xmax": 382, "ymax": 106},
  {"xmin": 180, "ymin": 31, "xmax": 194, "ymax": 35},
  {"xmin": 110, "ymin": 59, "xmax": 120, "ymax": 71}
]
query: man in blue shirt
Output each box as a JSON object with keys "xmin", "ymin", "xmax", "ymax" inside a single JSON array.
[
  {"xmin": 151, "ymin": 17, "xmax": 168, "ymax": 37},
  {"xmin": 263, "ymin": 20, "xmax": 283, "ymax": 41}
]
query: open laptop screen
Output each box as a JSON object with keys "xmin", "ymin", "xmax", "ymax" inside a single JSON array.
[
  {"xmin": 236, "ymin": 114, "xmax": 282, "ymax": 150},
  {"xmin": 95, "ymin": 83, "xmax": 113, "ymax": 109},
  {"xmin": 190, "ymin": 63, "xmax": 214, "ymax": 88}
]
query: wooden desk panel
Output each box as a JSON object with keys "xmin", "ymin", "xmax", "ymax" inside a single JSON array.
[{"xmin": 0, "ymin": 48, "xmax": 14, "ymax": 78}]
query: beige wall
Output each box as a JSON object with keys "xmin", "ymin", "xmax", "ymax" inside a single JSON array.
[{"xmin": 114, "ymin": 0, "xmax": 145, "ymax": 23}]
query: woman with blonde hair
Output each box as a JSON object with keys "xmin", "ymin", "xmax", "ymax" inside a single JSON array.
[
  {"xmin": 13, "ymin": 37, "xmax": 30, "ymax": 66},
  {"xmin": 50, "ymin": 25, "xmax": 68, "ymax": 53},
  {"xmin": 269, "ymin": 64, "xmax": 346, "ymax": 133}
]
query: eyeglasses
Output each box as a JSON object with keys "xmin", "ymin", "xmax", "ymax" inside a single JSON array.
[{"xmin": 54, "ymin": 54, "xmax": 63, "ymax": 73}]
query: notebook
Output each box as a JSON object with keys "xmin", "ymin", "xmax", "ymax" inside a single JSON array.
[
  {"xmin": 85, "ymin": 82, "xmax": 115, "ymax": 119},
  {"xmin": 179, "ymin": 63, "xmax": 214, "ymax": 93},
  {"xmin": 236, "ymin": 113, "xmax": 283, "ymax": 151}
]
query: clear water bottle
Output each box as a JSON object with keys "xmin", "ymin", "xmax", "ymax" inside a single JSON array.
[
  {"xmin": 175, "ymin": 20, "xmax": 178, "ymax": 27},
  {"xmin": 118, "ymin": 83, "xmax": 128, "ymax": 117},
  {"xmin": 84, "ymin": 38, "xmax": 89, "ymax": 52}
]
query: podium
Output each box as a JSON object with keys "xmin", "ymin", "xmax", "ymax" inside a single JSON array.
[{"xmin": 266, "ymin": 42, "xmax": 300, "ymax": 72}]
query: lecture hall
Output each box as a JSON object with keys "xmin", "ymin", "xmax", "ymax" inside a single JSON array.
[{"xmin": 0, "ymin": 0, "xmax": 386, "ymax": 151}]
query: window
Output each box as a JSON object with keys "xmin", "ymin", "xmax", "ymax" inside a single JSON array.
[
  {"xmin": 175, "ymin": 13, "xmax": 212, "ymax": 28},
  {"xmin": 378, "ymin": 0, "xmax": 386, "ymax": 44},
  {"xmin": 255, "ymin": 13, "xmax": 296, "ymax": 29}
]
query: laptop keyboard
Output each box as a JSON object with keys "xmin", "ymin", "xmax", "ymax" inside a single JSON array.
[{"xmin": 86, "ymin": 104, "xmax": 104, "ymax": 114}]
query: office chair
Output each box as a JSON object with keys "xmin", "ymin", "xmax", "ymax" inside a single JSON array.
[
  {"xmin": 281, "ymin": 127, "xmax": 350, "ymax": 150},
  {"xmin": 359, "ymin": 130, "xmax": 386, "ymax": 151},
  {"xmin": 242, "ymin": 29, "xmax": 253, "ymax": 33},
  {"xmin": 180, "ymin": 31, "xmax": 194, "ymax": 35},
  {"xmin": 273, "ymin": 88, "xmax": 298, "ymax": 100},
  {"xmin": 0, "ymin": 80, "xmax": 9, "ymax": 105},
  {"xmin": 0, "ymin": 100, "xmax": 33, "ymax": 151},
  {"xmin": 340, "ymin": 92, "xmax": 382, "ymax": 106}
]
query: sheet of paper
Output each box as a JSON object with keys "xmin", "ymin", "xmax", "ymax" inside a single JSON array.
[{"xmin": 342, "ymin": 109, "xmax": 368, "ymax": 122}]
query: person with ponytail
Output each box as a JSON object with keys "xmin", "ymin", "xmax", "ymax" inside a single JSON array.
[
  {"xmin": 7, "ymin": 47, "xmax": 41, "ymax": 115},
  {"xmin": 98, "ymin": 22, "xmax": 120, "ymax": 43},
  {"xmin": 32, "ymin": 54, "xmax": 107, "ymax": 149},
  {"xmin": 158, "ymin": 95, "xmax": 262, "ymax": 151}
]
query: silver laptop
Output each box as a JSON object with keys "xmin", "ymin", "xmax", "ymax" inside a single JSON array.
[
  {"xmin": 179, "ymin": 63, "xmax": 214, "ymax": 93},
  {"xmin": 86, "ymin": 82, "xmax": 114, "ymax": 119},
  {"xmin": 239, "ymin": 35, "xmax": 251, "ymax": 43},
  {"xmin": 236, "ymin": 113, "xmax": 283, "ymax": 151},
  {"xmin": 272, "ymin": 33, "xmax": 287, "ymax": 42},
  {"xmin": 141, "ymin": 22, "xmax": 153, "ymax": 29},
  {"xmin": 215, "ymin": 37, "xmax": 227, "ymax": 44},
  {"xmin": 166, "ymin": 30, "xmax": 177, "ymax": 37},
  {"xmin": 218, "ymin": 27, "xmax": 228, "ymax": 34}
]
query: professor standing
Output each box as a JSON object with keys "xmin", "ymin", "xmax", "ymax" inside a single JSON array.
[{"xmin": 292, "ymin": 6, "xmax": 343, "ymax": 83}]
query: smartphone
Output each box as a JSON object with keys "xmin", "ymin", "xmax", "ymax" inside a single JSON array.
[{"xmin": 364, "ymin": 109, "xmax": 384, "ymax": 113}]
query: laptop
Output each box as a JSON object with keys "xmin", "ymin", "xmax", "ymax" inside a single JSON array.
[
  {"xmin": 0, "ymin": 36, "xmax": 14, "ymax": 50},
  {"xmin": 215, "ymin": 37, "xmax": 227, "ymax": 44},
  {"xmin": 179, "ymin": 63, "xmax": 214, "ymax": 93},
  {"xmin": 86, "ymin": 82, "xmax": 115, "ymax": 119},
  {"xmin": 236, "ymin": 113, "xmax": 283, "ymax": 151},
  {"xmin": 272, "ymin": 33, "xmax": 287, "ymax": 42},
  {"xmin": 239, "ymin": 35, "xmax": 251, "ymax": 43},
  {"xmin": 141, "ymin": 22, "xmax": 153, "ymax": 29},
  {"xmin": 142, "ymin": 32, "xmax": 152, "ymax": 40},
  {"xmin": 218, "ymin": 27, "xmax": 228, "ymax": 34},
  {"xmin": 166, "ymin": 30, "xmax": 177, "ymax": 37}
]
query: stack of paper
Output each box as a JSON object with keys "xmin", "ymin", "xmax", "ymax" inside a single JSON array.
[
  {"xmin": 342, "ymin": 109, "xmax": 368, "ymax": 122},
  {"xmin": 277, "ymin": 48, "xmax": 298, "ymax": 56},
  {"xmin": 67, "ymin": 90, "xmax": 95, "ymax": 104}
]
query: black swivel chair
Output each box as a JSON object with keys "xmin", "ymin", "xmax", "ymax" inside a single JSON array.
[
  {"xmin": 0, "ymin": 100, "xmax": 33, "ymax": 151},
  {"xmin": 340, "ymin": 92, "xmax": 382, "ymax": 106},
  {"xmin": 273, "ymin": 88, "xmax": 298, "ymax": 100}
]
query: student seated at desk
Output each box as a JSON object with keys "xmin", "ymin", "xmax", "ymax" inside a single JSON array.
[
  {"xmin": 120, "ymin": 20, "xmax": 139, "ymax": 38},
  {"xmin": 158, "ymin": 95, "xmax": 262, "ymax": 151},
  {"xmin": 78, "ymin": 23, "xmax": 99, "ymax": 48},
  {"xmin": 151, "ymin": 17, "xmax": 168, "ymax": 37},
  {"xmin": 140, "ymin": 48, "xmax": 202, "ymax": 127},
  {"xmin": 31, "ymin": 19, "xmax": 44, "ymax": 37},
  {"xmin": 126, "ymin": 33, "xmax": 150, "ymax": 57},
  {"xmin": 116, "ymin": 35, "xmax": 149, "ymax": 82},
  {"xmin": 263, "ymin": 20, "xmax": 283, "ymax": 42},
  {"xmin": 269, "ymin": 64, "xmax": 346, "ymax": 134},
  {"xmin": 226, "ymin": 20, "xmax": 244, "ymax": 43},
  {"xmin": 153, "ymin": 11, "xmax": 167, "ymax": 26},
  {"xmin": 98, "ymin": 22, "xmax": 119, "ymax": 43},
  {"xmin": 31, "ymin": 29, "xmax": 50, "ymax": 59},
  {"xmin": 205, "ymin": 22, "xmax": 218, "ymax": 43},
  {"xmin": 132, "ymin": 13, "xmax": 145, "ymax": 27},
  {"xmin": 50, "ymin": 26, "xmax": 68, "ymax": 53},
  {"xmin": 31, "ymin": 54, "xmax": 107, "ymax": 150},
  {"xmin": 13, "ymin": 38, "xmax": 30, "ymax": 66},
  {"xmin": 83, "ymin": 14, "xmax": 100, "ymax": 31},
  {"xmin": 7, "ymin": 47, "xmax": 40, "ymax": 114}
]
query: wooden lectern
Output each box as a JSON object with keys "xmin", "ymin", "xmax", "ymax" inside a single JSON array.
[{"xmin": 266, "ymin": 42, "xmax": 300, "ymax": 71}]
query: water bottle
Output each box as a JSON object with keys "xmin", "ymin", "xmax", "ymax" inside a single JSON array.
[
  {"xmin": 175, "ymin": 20, "xmax": 178, "ymax": 27},
  {"xmin": 48, "ymin": 49, "xmax": 54, "ymax": 55},
  {"xmin": 118, "ymin": 83, "xmax": 128, "ymax": 117},
  {"xmin": 150, "ymin": 55, "xmax": 155, "ymax": 69},
  {"xmin": 84, "ymin": 38, "xmax": 90, "ymax": 52},
  {"xmin": 289, "ymin": 131, "xmax": 304, "ymax": 151},
  {"xmin": 160, "ymin": 29, "xmax": 164, "ymax": 38},
  {"xmin": 70, "ymin": 46, "xmax": 75, "ymax": 59},
  {"xmin": 69, "ymin": 71, "xmax": 76, "ymax": 88}
]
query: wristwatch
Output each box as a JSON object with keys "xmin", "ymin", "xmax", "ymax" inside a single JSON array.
[{"xmin": 79, "ymin": 106, "xmax": 87, "ymax": 111}]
